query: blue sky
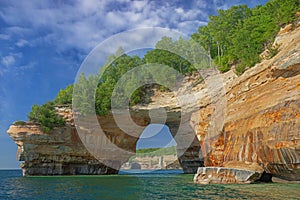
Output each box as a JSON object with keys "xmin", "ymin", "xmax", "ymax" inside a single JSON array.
[{"xmin": 0, "ymin": 0, "xmax": 268, "ymax": 169}]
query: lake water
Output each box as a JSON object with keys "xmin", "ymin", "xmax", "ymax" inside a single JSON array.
[{"xmin": 0, "ymin": 170, "xmax": 299, "ymax": 199}]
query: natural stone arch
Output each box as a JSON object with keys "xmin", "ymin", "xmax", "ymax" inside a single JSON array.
[
  {"xmin": 119, "ymin": 122, "xmax": 203, "ymax": 172},
  {"xmin": 95, "ymin": 108, "xmax": 204, "ymax": 174}
]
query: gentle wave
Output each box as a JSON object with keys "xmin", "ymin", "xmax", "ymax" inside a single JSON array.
[{"xmin": 0, "ymin": 170, "xmax": 299, "ymax": 200}]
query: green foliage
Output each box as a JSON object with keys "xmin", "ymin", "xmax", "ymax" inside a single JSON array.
[
  {"xmin": 218, "ymin": 65, "xmax": 230, "ymax": 73},
  {"xmin": 266, "ymin": 0, "xmax": 300, "ymax": 26},
  {"xmin": 27, "ymin": 102, "xmax": 65, "ymax": 133},
  {"xmin": 95, "ymin": 52, "xmax": 144, "ymax": 115},
  {"xmin": 135, "ymin": 146, "xmax": 177, "ymax": 157},
  {"xmin": 73, "ymin": 73, "xmax": 99, "ymax": 115},
  {"xmin": 191, "ymin": 0, "xmax": 300, "ymax": 74},
  {"xmin": 54, "ymin": 84, "xmax": 74, "ymax": 105},
  {"xmin": 235, "ymin": 64, "xmax": 248, "ymax": 75},
  {"xmin": 128, "ymin": 146, "xmax": 178, "ymax": 162},
  {"xmin": 143, "ymin": 37, "xmax": 200, "ymax": 74},
  {"xmin": 28, "ymin": 0, "xmax": 300, "ymax": 121},
  {"xmin": 14, "ymin": 121, "xmax": 27, "ymax": 126}
]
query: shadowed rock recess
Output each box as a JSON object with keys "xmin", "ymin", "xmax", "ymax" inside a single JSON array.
[{"xmin": 7, "ymin": 26, "xmax": 300, "ymax": 182}]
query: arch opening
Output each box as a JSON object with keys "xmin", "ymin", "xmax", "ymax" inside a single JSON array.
[{"xmin": 119, "ymin": 124, "xmax": 183, "ymax": 174}]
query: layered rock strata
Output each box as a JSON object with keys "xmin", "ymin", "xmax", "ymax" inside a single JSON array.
[
  {"xmin": 7, "ymin": 105, "xmax": 203, "ymax": 175},
  {"xmin": 8, "ymin": 123, "xmax": 118, "ymax": 176},
  {"xmin": 193, "ymin": 25, "xmax": 300, "ymax": 182}
]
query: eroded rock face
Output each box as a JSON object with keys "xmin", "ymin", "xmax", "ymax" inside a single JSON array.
[
  {"xmin": 192, "ymin": 26, "xmax": 300, "ymax": 181},
  {"xmin": 8, "ymin": 124, "xmax": 118, "ymax": 176},
  {"xmin": 7, "ymin": 106, "xmax": 202, "ymax": 175}
]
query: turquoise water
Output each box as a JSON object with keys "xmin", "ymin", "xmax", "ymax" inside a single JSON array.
[{"xmin": 0, "ymin": 170, "xmax": 299, "ymax": 200}]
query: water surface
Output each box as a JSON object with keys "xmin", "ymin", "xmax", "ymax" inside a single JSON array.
[{"xmin": 0, "ymin": 170, "xmax": 299, "ymax": 200}]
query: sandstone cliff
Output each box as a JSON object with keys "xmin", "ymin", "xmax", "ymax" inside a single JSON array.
[
  {"xmin": 192, "ymin": 24, "xmax": 300, "ymax": 182},
  {"xmin": 7, "ymin": 25, "xmax": 300, "ymax": 180},
  {"xmin": 7, "ymin": 108, "xmax": 119, "ymax": 176}
]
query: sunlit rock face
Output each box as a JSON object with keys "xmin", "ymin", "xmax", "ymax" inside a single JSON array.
[
  {"xmin": 7, "ymin": 107, "xmax": 149, "ymax": 176},
  {"xmin": 7, "ymin": 104, "xmax": 203, "ymax": 176},
  {"xmin": 192, "ymin": 26, "xmax": 300, "ymax": 181},
  {"xmin": 7, "ymin": 123, "xmax": 118, "ymax": 176}
]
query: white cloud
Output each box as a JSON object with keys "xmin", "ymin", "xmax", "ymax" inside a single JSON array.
[
  {"xmin": 175, "ymin": 8, "xmax": 184, "ymax": 14},
  {"xmin": 0, "ymin": 0, "xmax": 212, "ymax": 53},
  {"xmin": 131, "ymin": 0, "xmax": 148, "ymax": 12},
  {"xmin": 0, "ymin": 52, "xmax": 24, "ymax": 76},
  {"xmin": 0, "ymin": 0, "xmax": 266, "ymax": 59},
  {"xmin": 15, "ymin": 39, "xmax": 30, "ymax": 47},
  {"xmin": 1, "ymin": 55, "xmax": 16, "ymax": 67}
]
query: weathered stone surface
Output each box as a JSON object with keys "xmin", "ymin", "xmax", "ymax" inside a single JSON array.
[
  {"xmin": 8, "ymin": 124, "xmax": 118, "ymax": 176},
  {"xmin": 192, "ymin": 26, "xmax": 300, "ymax": 181},
  {"xmin": 193, "ymin": 167, "xmax": 263, "ymax": 184},
  {"xmin": 8, "ymin": 104, "xmax": 202, "ymax": 175}
]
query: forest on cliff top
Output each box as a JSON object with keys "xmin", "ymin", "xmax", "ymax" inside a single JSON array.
[{"xmin": 25, "ymin": 0, "xmax": 299, "ymax": 132}]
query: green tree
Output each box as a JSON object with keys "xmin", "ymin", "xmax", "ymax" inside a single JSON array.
[
  {"xmin": 191, "ymin": 0, "xmax": 299, "ymax": 74},
  {"xmin": 28, "ymin": 102, "xmax": 65, "ymax": 133},
  {"xmin": 143, "ymin": 37, "xmax": 194, "ymax": 74},
  {"xmin": 54, "ymin": 84, "xmax": 74, "ymax": 105},
  {"xmin": 73, "ymin": 73, "xmax": 99, "ymax": 115},
  {"xmin": 95, "ymin": 52, "xmax": 144, "ymax": 115},
  {"xmin": 27, "ymin": 0, "xmax": 300, "ymax": 123},
  {"xmin": 266, "ymin": 0, "xmax": 300, "ymax": 26}
]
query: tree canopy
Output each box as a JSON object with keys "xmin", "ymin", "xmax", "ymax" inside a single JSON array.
[
  {"xmin": 27, "ymin": 0, "xmax": 300, "ymax": 131},
  {"xmin": 192, "ymin": 0, "xmax": 299, "ymax": 73},
  {"xmin": 28, "ymin": 102, "xmax": 65, "ymax": 133}
]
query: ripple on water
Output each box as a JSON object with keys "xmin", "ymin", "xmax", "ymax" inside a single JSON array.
[{"xmin": 0, "ymin": 170, "xmax": 299, "ymax": 200}]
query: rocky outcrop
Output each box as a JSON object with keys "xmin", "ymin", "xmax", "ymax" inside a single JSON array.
[
  {"xmin": 8, "ymin": 123, "xmax": 118, "ymax": 176},
  {"xmin": 8, "ymin": 105, "xmax": 201, "ymax": 176},
  {"xmin": 193, "ymin": 167, "xmax": 263, "ymax": 184},
  {"xmin": 7, "ymin": 26, "xmax": 300, "ymax": 180},
  {"xmin": 194, "ymin": 161, "xmax": 269, "ymax": 184}
]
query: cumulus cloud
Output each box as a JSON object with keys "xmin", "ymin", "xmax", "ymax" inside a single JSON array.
[
  {"xmin": 0, "ymin": 52, "xmax": 32, "ymax": 76},
  {"xmin": 0, "ymin": 0, "xmax": 267, "ymax": 62},
  {"xmin": 1, "ymin": 55, "xmax": 16, "ymax": 67},
  {"xmin": 1, "ymin": 52, "xmax": 21, "ymax": 67},
  {"xmin": 15, "ymin": 39, "xmax": 30, "ymax": 47},
  {"xmin": 0, "ymin": 0, "xmax": 214, "ymax": 54}
]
